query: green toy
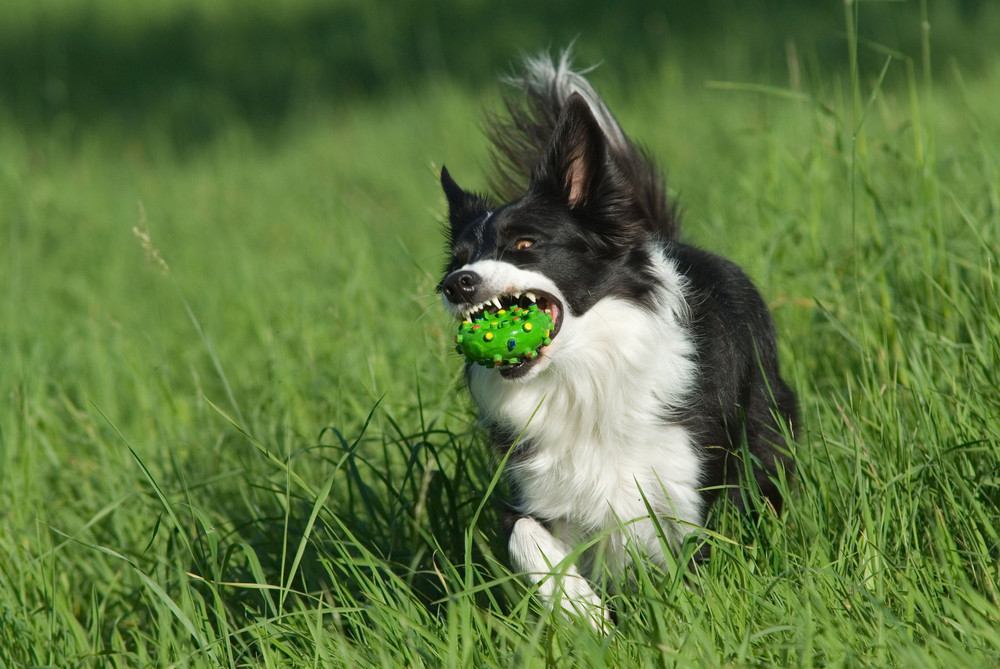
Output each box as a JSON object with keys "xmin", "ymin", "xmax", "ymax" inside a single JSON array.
[{"xmin": 455, "ymin": 303, "xmax": 554, "ymax": 367}]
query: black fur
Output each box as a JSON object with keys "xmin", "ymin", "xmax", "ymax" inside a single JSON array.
[
  {"xmin": 437, "ymin": 55, "xmax": 797, "ymax": 609},
  {"xmin": 441, "ymin": 73, "xmax": 796, "ymax": 511},
  {"xmin": 667, "ymin": 243, "xmax": 797, "ymax": 513}
]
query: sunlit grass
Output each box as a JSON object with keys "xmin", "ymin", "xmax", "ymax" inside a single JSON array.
[{"xmin": 1, "ymin": 3, "xmax": 999, "ymax": 667}]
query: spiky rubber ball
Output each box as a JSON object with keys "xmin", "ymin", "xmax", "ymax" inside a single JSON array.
[{"xmin": 454, "ymin": 303, "xmax": 554, "ymax": 367}]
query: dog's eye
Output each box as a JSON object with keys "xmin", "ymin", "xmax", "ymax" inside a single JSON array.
[{"xmin": 513, "ymin": 239, "xmax": 534, "ymax": 251}]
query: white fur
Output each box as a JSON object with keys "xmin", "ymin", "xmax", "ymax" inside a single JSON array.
[
  {"xmin": 512, "ymin": 50, "xmax": 631, "ymax": 156},
  {"xmin": 508, "ymin": 517, "xmax": 610, "ymax": 631},
  {"xmin": 453, "ymin": 247, "xmax": 704, "ymax": 621}
]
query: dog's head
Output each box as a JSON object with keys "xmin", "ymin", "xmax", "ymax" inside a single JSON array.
[{"xmin": 439, "ymin": 94, "xmax": 659, "ymax": 380}]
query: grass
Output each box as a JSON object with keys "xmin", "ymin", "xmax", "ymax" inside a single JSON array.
[{"xmin": 2, "ymin": 1, "xmax": 999, "ymax": 666}]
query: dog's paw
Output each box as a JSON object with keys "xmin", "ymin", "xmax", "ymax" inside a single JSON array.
[
  {"xmin": 508, "ymin": 516, "xmax": 612, "ymax": 632},
  {"xmin": 551, "ymin": 574, "xmax": 613, "ymax": 633}
]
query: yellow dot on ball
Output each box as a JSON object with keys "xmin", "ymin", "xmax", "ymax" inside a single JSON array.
[
  {"xmin": 484, "ymin": 332, "xmax": 494, "ymax": 341},
  {"xmin": 523, "ymin": 322, "xmax": 532, "ymax": 331}
]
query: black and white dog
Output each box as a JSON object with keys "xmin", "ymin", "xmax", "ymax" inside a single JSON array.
[{"xmin": 438, "ymin": 52, "xmax": 797, "ymax": 626}]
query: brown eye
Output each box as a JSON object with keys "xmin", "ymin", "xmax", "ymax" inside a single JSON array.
[{"xmin": 514, "ymin": 239, "xmax": 534, "ymax": 251}]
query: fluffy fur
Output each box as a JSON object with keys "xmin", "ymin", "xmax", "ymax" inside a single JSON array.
[{"xmin": 437, "ymin": 51, "xmax": 797, "ymax": 627}]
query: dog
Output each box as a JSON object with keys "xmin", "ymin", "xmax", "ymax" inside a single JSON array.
[{"xmin": 437, "ymin": 51, "xmax": 797, "ymax": 627}]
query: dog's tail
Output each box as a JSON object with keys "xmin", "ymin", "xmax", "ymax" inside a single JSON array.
[{"xmin": 487, "ymin": 49, "xmax": 679, "ymax": 239}]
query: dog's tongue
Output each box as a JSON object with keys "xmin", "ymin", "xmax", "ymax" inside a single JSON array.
[{"xmin": 454, "ymin": 304, "xmax": 554, "ymax": 367}]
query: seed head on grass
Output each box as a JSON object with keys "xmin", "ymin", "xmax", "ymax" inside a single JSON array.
[{"xmin": 132, "ymin": 200, "xmax": 170, "ymax": 275}]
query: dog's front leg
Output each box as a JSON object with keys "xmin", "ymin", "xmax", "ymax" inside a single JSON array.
[{"xmin": 507, "ymin": 515, "xmax": 610, "ymax": 631}]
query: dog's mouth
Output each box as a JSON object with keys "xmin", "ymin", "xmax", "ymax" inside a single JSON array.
[{"xmin": 459, "ymin": 290, "xmax": 563, "ymax": 379}]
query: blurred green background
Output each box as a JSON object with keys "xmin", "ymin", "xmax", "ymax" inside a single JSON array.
[
  {"xmin": 3, "ymin": 0, "xmax": 998, "ymax": 147},
  {"xmin": 2, "ymin": 1, "xmax": 999, "ymax": 666}
]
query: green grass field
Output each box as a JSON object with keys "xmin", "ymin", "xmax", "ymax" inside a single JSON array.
[{"xmin": 2, "ymin": 1, "xmax": 999, "ymax": 666}]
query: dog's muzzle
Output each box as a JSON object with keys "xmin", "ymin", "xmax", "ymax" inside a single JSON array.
[{"xmin": 441, "ymin": 269, "xmax": 481, "ymax": 305}]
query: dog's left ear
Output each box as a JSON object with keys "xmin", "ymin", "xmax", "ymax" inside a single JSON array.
[{"xmin": 538, "ymin": 93, "xmax": 612, "ymax": 210}]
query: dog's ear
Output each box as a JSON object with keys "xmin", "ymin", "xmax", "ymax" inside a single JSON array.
[
  {"xmin": 441, "ymin": 166, "xmax": 492, "ymax": 242},
  {"xmin": 537, "ymin": 93, "xmax": 612, "ymax": 210},
  {"xmin": 440, "ymin": 165, "xmax": 466, "ymax": 209},
  {"xmin": 534, "ymin": 94, "xmax": 649, "ymax": 248}
]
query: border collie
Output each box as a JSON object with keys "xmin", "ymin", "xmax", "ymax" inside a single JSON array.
[{"xmin": 437, "ymin": 52, "xmax": 797, "ymax": 627}]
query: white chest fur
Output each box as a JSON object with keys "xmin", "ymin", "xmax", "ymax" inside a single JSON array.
[{"xmin": 467, "ymin": 253, "xmax": 706, "ymax": 569}]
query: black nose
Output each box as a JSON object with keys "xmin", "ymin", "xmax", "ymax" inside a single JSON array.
[{"xmin": 441, "ymin": 270, "xmax": 480, "ymax": 304}]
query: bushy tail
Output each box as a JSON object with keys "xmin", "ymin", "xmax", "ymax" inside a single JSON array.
[{"xmin": 487, "ymin": 50, "xmax": 679, "ymax": 239}]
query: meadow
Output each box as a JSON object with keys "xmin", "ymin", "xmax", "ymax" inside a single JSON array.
[{"xmin": 1, "ymin": 1, "xmax": 999, "ymax": 666}]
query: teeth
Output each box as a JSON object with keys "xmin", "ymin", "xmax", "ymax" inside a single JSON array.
[{"xmin": 459, "ymin": 291, "xmax": 545, "ymax": 321}]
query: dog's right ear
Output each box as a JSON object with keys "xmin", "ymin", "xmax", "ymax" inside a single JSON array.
[
  {"xmin": 440, "ymin": 165, "xmax": 465, "ymax": 208},
  {"xmin": 441, "ymin": 166, "xmax": 492, "ymax": 243}
]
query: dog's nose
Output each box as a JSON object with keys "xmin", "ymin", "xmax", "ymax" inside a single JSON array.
[{"xmin": 441, "ymin": 270, "xmax": 480, "ymax": 304}]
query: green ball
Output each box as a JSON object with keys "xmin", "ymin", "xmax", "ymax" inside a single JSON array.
[{"xmin": 454, "ymin": 303, "xmax": 554, "ymax": 367}]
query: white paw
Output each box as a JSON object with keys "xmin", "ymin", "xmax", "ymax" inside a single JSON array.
[
  {"xmin": 509, "ymin": 516, "xmax": 612, "ymax": 632},
  {"xmin": 549, "ymin": 574, "xmax": 612, "ymax": 633}
]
